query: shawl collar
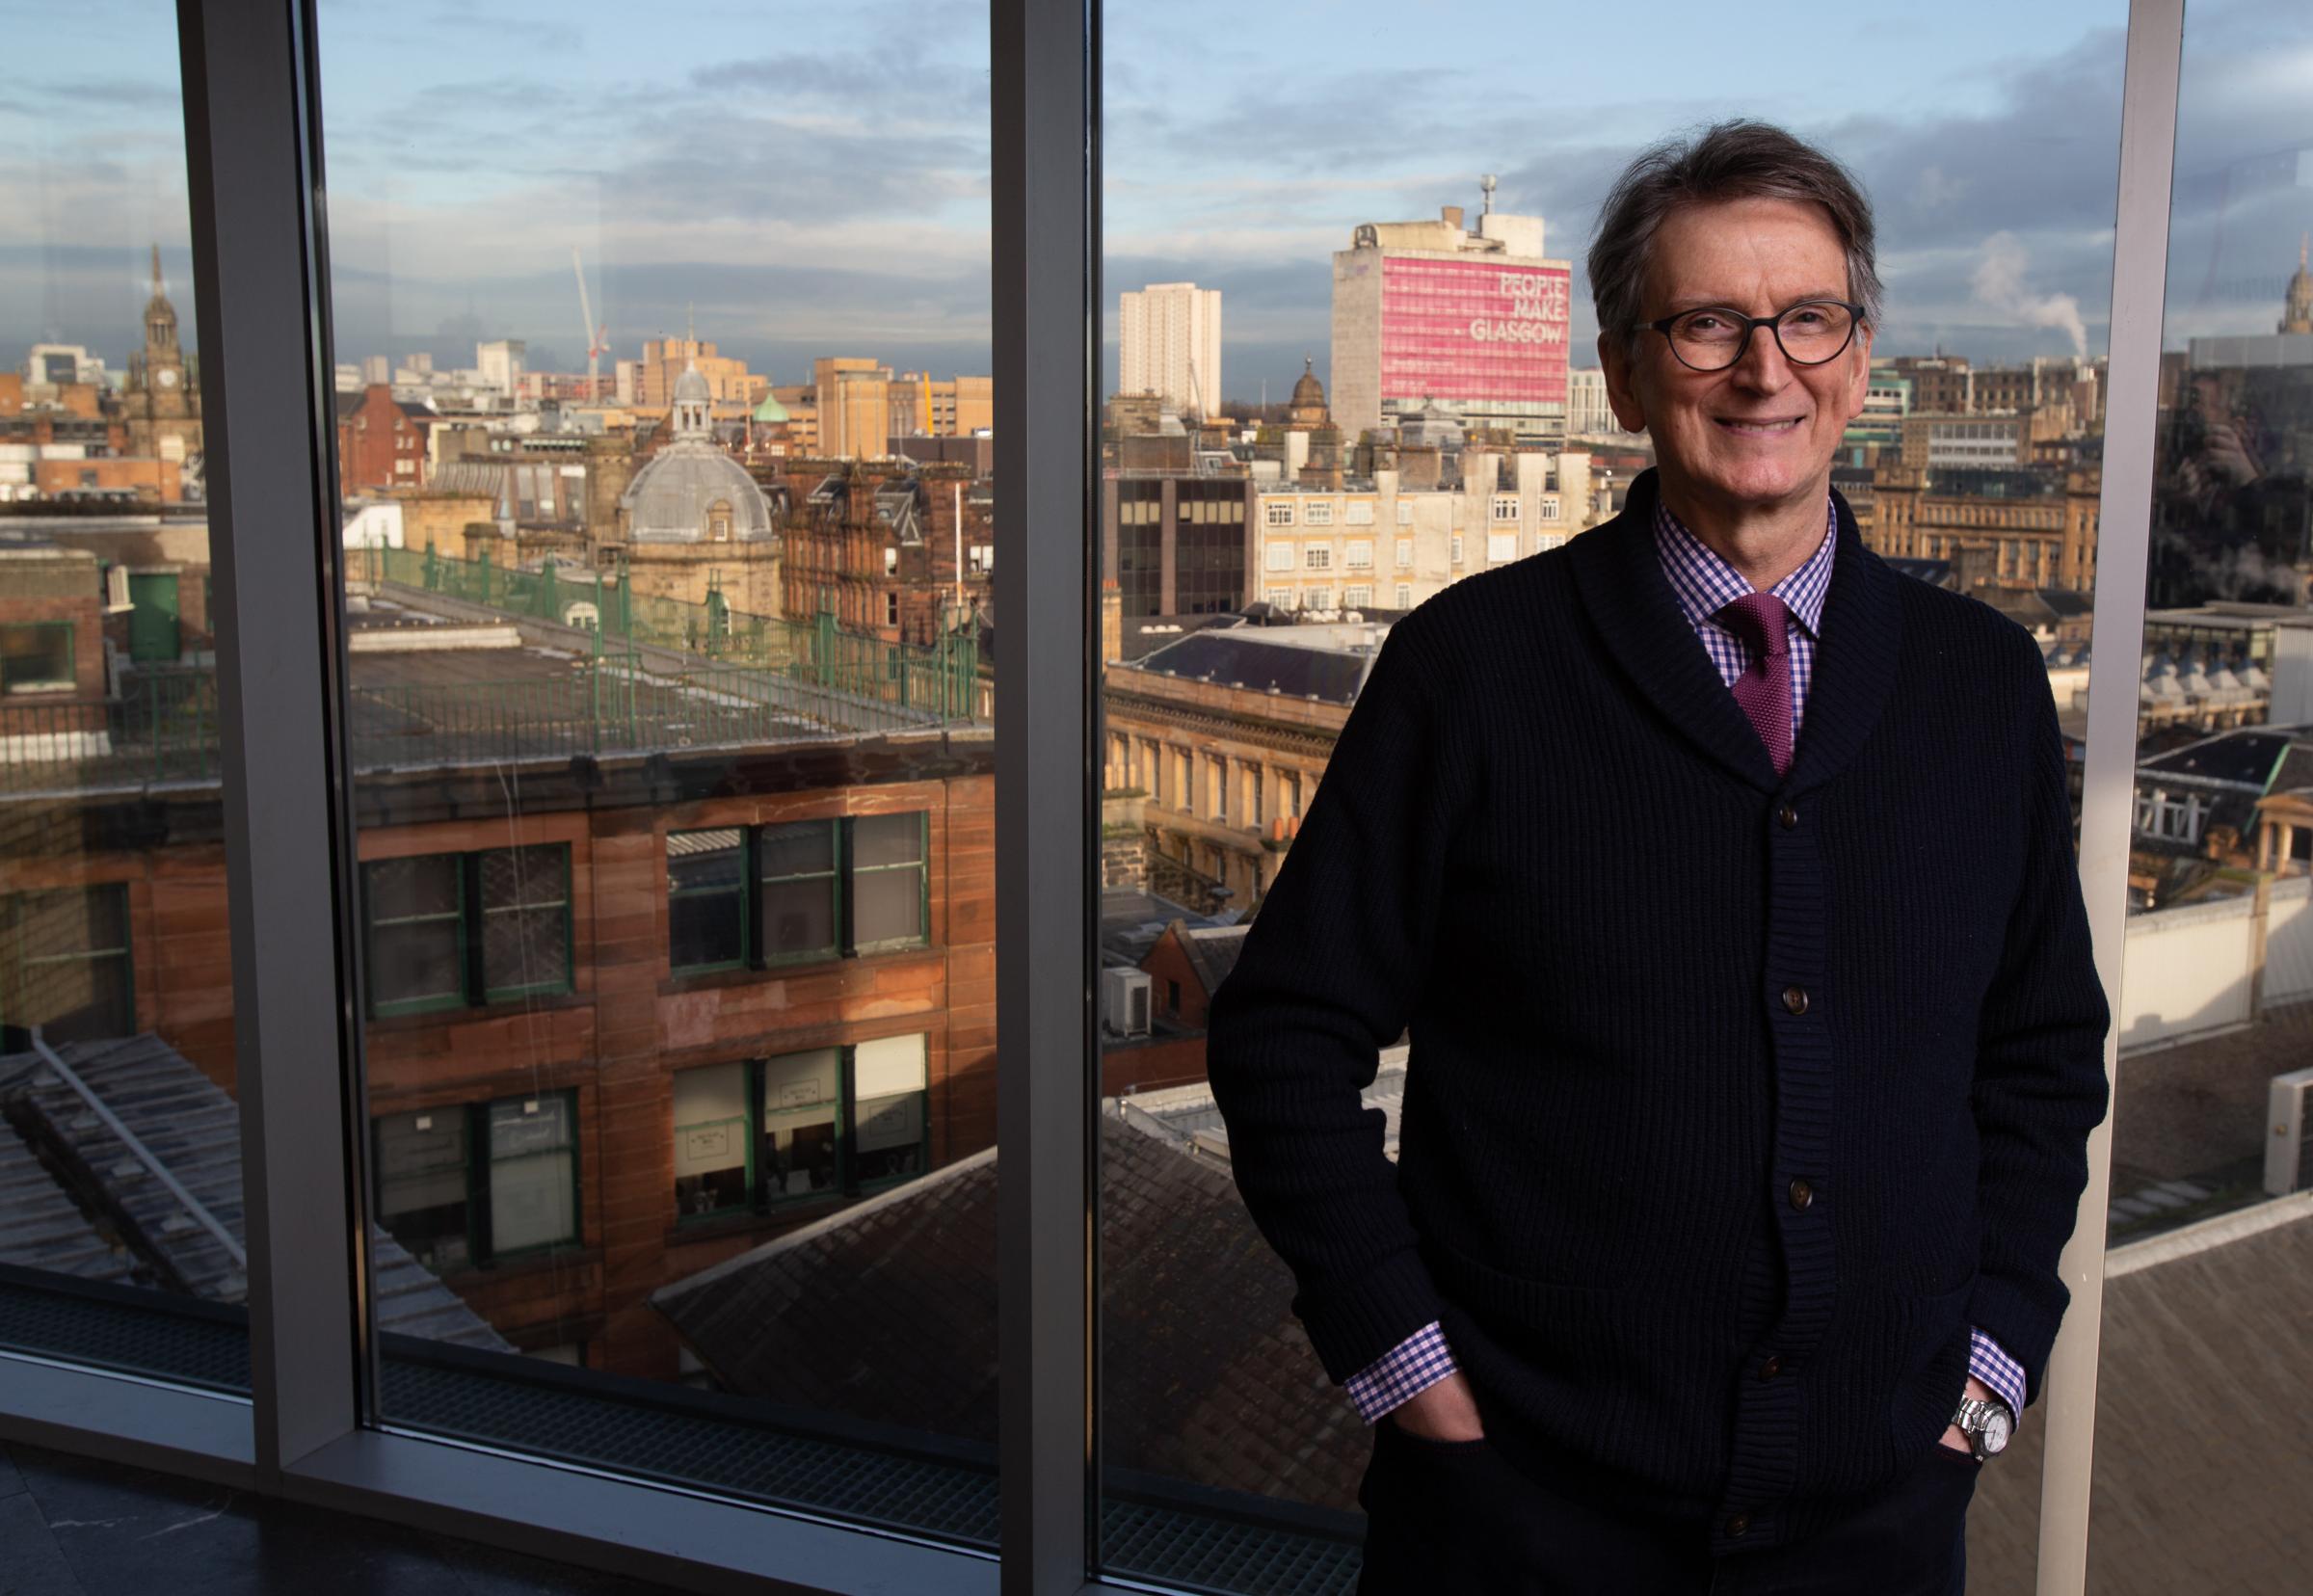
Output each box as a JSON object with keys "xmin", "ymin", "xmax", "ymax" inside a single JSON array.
[{"xmin": 1565, "ymin": 467, "xmax": 1903, "ymax": 798}]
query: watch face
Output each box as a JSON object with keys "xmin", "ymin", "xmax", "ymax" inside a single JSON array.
[
  {"xmin": 1981, "ymin": 1406, "xmax": 2013, "ymax": 1454},
  {"xmin": 157, "ymin": 368, "xmax": 178, "ymax": 387}
]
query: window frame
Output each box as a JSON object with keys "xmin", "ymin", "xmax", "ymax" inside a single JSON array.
[
  {"xmin": 0, "ymin": 883, "xmax": 136, "ymax": 1046},
  {"xmin": 361, "ymin": 844, "xmax": 573, "ymax": 1018},
  {"xmin": 671, "ymin": 1038, "xmax": 932, "ymax": 1222},
  {"xmin": 370, "ymin": 1089, "xmax": 583, "ymax": 1271},
  {"xmin": 1, "ymin": 1, "xmax": 2171, "ymax": 1593},
  {"xmin": 667, "ymin": 812, "xmax": 930, "ymax": 977},
  {"xmin": 0, "ymin": 621, "xmax": 75, "ymax": 693}
]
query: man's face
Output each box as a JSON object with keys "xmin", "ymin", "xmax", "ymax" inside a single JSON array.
[{"xmin": 1599, "ymin": 196, "xmax": 1873, "ymax": 520}]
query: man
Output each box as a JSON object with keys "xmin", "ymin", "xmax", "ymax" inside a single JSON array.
[{"xmin": 1203, "ymin": 120, "xmax": 2111, "ymax": 1595}]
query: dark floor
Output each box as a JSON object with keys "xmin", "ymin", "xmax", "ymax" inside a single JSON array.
[{"xmin": 0, "ymin": 1441, "xmax": 673, "ymax": 1596}]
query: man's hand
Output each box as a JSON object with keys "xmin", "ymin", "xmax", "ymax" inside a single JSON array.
[
  {"xmin": 1386, "ymin": 1370, "xmax": 1485, "ymax": 1442},
  {"xmin": 1939, "ymin": 1373, "xmax": 1998, "ymax": 1455}
]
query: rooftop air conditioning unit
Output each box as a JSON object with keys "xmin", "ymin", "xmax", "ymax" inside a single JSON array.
[
  {"xmin": 2266, "ymin": 1066, "xmax": 2313, "ymax": 1196},
  {"xmin": 1101, "ymin": 968, "xmax": 1152, "ymax": 1039}
]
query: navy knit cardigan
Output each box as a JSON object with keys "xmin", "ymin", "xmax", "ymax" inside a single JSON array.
[{"xmin": 1203, "ymin": 467, "xmax": 2113, "ymax": 1555}]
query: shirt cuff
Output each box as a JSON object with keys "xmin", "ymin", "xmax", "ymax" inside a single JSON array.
[
  {"xmin": 1343, "ymin": 1319, "xmax": 1458, "ymax": 1423},
  {"xmin": 1968, "ymin": 1324, "xmax": 2027, "ymax": 1420}
]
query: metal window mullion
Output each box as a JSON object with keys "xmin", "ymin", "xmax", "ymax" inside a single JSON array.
[
  {"xmin": 2034, "ymin": 1, "xmax": 2183, "ymax": 1592},
  {"xmin": 176, "ymin": 0, "xmax": 369, "ymax": 1477},
  {"xmin": 994, "ymin": 0, "xmax": 1097, "ymax": 1589}
]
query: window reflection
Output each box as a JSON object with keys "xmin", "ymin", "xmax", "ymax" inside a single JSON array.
[
  {"xmin": 315, "ymin": 0, "xmax": 996, "ymax": 1544},
  {"xmin": 0, "ymin": 3, "xmax": 257, "ymax": 1397},
  {"xmin": 1101, "ymin": 3, "xmax": 2128, "ymax": 1590}
]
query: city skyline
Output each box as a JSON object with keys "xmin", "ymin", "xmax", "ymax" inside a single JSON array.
[{"xmin": 5, "ymin": 0, "xmax": 2313, "ymax": 397}]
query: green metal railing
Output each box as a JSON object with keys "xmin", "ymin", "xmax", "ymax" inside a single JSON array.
[{"xmin": 351, "ymin": 544, "xmax": 980, "ymax": 722}]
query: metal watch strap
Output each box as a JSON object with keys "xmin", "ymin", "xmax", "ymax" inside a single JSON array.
[{"xmin": 1950, "ymin": 1396, "xmax": 2011, "ymax": 1461}]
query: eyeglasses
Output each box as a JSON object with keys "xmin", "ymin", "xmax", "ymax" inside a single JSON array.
[{"xmin": 1637, "ymin": 299, "xmax": 1864, "ymax": 373}]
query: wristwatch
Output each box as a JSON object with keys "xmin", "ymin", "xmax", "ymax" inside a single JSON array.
[{"xmin": 1949, "ymin": 1396, "xmax": 2014, "ymax": 1462}]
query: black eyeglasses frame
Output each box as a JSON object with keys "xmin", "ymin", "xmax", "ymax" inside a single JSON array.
[{"xmin": 1635, "ymin": 299, "xmax": 1868, "ymax": 372}]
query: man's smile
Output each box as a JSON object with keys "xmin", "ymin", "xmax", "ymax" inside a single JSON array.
[{"xmin": 1713, "ymin": 415, "xmax": 1806, "ymax": 437}]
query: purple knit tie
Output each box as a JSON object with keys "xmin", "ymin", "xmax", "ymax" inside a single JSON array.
[{"xmin": 1717, "ymin": 592, "xmax": 1794, "ymax": 777}]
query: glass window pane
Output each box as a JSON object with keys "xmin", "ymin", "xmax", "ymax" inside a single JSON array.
[
  {"xmin": 2089, "ymin": 3, "xmax": 2313, "ymax": 1588},
  {"xmin": 480, "ymin": 846, "xmax": 569, "ymax": 996},
  {"xmin": 759, "ymin": 818, "xmax": 836, "ymax": 878},
  {"xmin": 669, "ymin": 830, "xmax": 745, "ymax": 971},
  {"xmin": 487, "ymin": 1095, "xmax": 576, "ymax": 1254},
  {"xmin": 325, "ymin": 0, "xmax": 994, "ymax": 1542},
  {"xmin": 368, "ymin": 853, "xmax": 460, "ymax": 919},
  {"xmin": 762, "ymin": 877, "xmax": 837, "ymax": 959},
  {"xmin": 851, "ymin": 864, "xmax": 923, "ymax": 946},
  {"xmin": 1104, "ymin": 6, "xmax": 2127, "ymax": 1591},
  {"xmin": 0, "ymin": 0, "xmax": 253, "ymax": 1406},
  {"xmin": 370, "ymin": 919, "xmax": 464, "ymax": 1010},
  {"xmin": 851, "ymin": 811, "xmax": 923, "ymax": 866},
  {"xmin": 376, "ymin": 1109, "xmax": 472, "ymax": 1272},
  {"xmin": 674, "ymin": 1062, "xmax": 751, "ymax": 1217}
]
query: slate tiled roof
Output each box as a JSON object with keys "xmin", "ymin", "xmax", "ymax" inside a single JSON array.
[
  {"xmin": 652, "ymin": 1068, "xmax": 1412, "ymax": 1514},
  {"xmin": 1167, "ymin": 918, "xmax": 1248, "ymax": 999},
  {"xmin": 1126, "ymin": 630, "xmax": 1373, "ymax": 705},
  {"xmin": 0, "ymin": 1034, "xmax": 507, "ymax": 1350}
]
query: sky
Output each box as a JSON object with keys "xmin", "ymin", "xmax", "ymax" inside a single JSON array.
[{"xmin": 3, "ymin": 0, "xmax": 2310, "ymax": 405}]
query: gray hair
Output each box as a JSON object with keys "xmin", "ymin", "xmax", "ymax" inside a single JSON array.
[{"xmin": 1586, "ymin": 119, "xmax": 1882, "ymax": 362}]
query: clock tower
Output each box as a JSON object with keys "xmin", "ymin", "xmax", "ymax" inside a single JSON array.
[{"xmin": 125, "ymin": 243, "xmax": 202, "ymax": 466}]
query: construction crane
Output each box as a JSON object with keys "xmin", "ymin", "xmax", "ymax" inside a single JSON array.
[{"xmin": 572, "ymin": 247, "xmax": 608, "ymax": 401}]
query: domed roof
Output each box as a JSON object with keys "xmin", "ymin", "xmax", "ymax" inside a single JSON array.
[
  {"xmin": 1290, "ymin": 357, "xmax": 1325, "ymax": 409},
  {"xmin": 753, "ymin": 392, "xmax": 790, "ymax": 423},
  {"xmin": 620, "ymin": 441, "xmax": 776, "ymax": 544},
  {"xmin": 673, "ymin": 362, "xmax": 712, "ymax": 405}
]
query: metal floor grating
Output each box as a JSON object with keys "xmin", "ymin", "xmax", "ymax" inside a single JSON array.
[{"xmin": 0, "ymin": 1281, "xmax": 1365, "ymax": 1594}]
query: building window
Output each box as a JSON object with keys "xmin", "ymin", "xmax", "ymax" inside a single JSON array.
[
  {"xmin": 1344, "ymin": 500, "xmax": 1374, "ymax": 525},
  {"xmin": 1304, "ymin": 546, "xmax": 1331, "ymax": 571},
  {"xmin": 1450, "ymin": 535, "xmax": 1465, "ymax": 566},
  {"xmin": 885, "ymin": 591, "xmax": 900, "ymax": 627},
  {"xmin": 0, "ymin": 885, "xmax": 133, "ymax": 1049},
  {"xmin": 1263, "ymin": 587, "xmax": 1292, "ymax": 607},
  {"xmin": 1396, "ymin": 501, "xmax": 1413, "ymax": 525},
  {"xmin": 362, "ymin": 844, "xmax": 572, "ymax": 1018},
  {"xmin": 1344, "ymin": 585, "xmax": 1371, "ymax": 607},
  {"xmin": 673, "ymin": 1034, "xmax": 930, "ymax": 1218},
  {"xmin": 1263, "ymin": 500, "xmax": 1295, "ymax": 526},
  {"xmin": 373, "ymin": 1091, "xmax": 579, "ymax": 1273},
  {"xmin": 1306, "ymin": 588, "xmax": 1331, "ymax": 610},
  {"xmin": 1395, "ymin": 538, "xmax": 1413, "ymax": 569},
  {"xmin": 1395, "ymin": 583, "xmax": 1413, "ymax": 608},
  {"xmin": 0, "ymin": 623, "xmax": 74, "ymax": 693},
  {"xmin": 1264, "ymin": 543, "xmax": 1293, "ymax": 572},
  {"xmin": 1538, "ymin": 498, "xmax": 1561, "ymax": 520},
  {"xmin": 667, "ymin": 812, "xmax": 929, "ymax": 975},
  {"xmin": 1304, "ymin": 501, "xmax": 1335, "ymax": 527},
  {"xmin": 884, "ymin": 545, "xmax": 899, "ymax": 574},
  {"xmin": 1345, "ymin": 540, "xmax": 1373, "ymax": 569},
  {"xmin": 1491, "ymin": 494, "xmax": 1521, "ymax": 522},
  {"xmin": 1166, "ymin": 978, "xmax": 1182, "ymax": 1014},
  {"xmin": 1487, "ymin": 531, "xmax": 1519, "ymax": 563}
]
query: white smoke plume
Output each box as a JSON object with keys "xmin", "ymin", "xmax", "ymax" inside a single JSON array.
[{"xmin": 1970, "ymin": 231, "xmax": 2089, "ymax": 359}]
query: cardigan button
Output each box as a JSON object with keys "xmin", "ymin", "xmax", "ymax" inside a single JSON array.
[
  {"xmin": 1726, "ymin": 1512, "xmax": 1751, "ymax": 1538},
  {"xmin": 1776, "ymin": 804, "xmax": 1798, "ymax": 829},
  {"xmin": 1781, "ymin": 984, "xmax": 1809, "ymax": 1015},
  {"xmin": 1759, "ymin": 1353, "xmax": 1784, "ymax": 1380},
  {"xmin": 1788, "ymin": 1178, "xmax": 1814, "ymax": 1211}
]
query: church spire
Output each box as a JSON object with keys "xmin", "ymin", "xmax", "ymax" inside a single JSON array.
[{"xmin": 150, "ymin": 242, "xmax": 163, "ymax": 298}]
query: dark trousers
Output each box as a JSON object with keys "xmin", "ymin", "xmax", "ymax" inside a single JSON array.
[{"xmin": 1355, "ymin": 1418, "xmax": 1976, "ymax": 1596}]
